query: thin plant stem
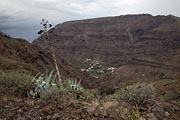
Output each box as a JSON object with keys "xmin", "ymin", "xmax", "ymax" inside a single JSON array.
[{"xmin": 51, "ymin": 46, "xmax": 62, "ymax": 85}]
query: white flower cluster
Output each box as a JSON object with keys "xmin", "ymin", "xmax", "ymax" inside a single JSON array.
[
  {"xmin": 81, "ymin": 58, "xmax": 102, "ymax": 72},
  {"xmin": 80, "ymin": 58, "xmax": 115, "ymax": 79}
]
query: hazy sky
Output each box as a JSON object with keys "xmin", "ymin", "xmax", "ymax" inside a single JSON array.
[{"xmin": 0, "ymin": 0, "xmax": 180, "ymax": 41}]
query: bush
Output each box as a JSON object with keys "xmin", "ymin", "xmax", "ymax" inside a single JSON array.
[
  {"xmin": 0, "ymin": 70, "xmax": 33, "ymax": 98},
  {"xmin": 63, "ymin": 79, "xmax": 99, "ymax": 103},
  {"xmin": 116, "ymin": 83, "xmax": 155, "ymax": 106},
  {"xmin": 63, "ymin": 79, "xmax": 83, "ymax": 93},
  {"xmin": 127, "ymin": 109, "xmax": 140, "ymax": 120},
  {"xmin": 76, "ymin": 89, "xmax": 100, "ymax": 103}
]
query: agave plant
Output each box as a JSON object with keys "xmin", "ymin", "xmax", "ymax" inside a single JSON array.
[
  {"xmin": 29, "ymin": 70, "xmax": 57, "ymax": 98},
  {"xmin": 63, "ymin": 79, "xmax": 82, "ymax": 93}
]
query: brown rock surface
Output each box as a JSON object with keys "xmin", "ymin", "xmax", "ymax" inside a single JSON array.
[
  {"xmin": 0, "ymin": 32, "xmax": 53, "ymax": 72},
  {"xmin": 33, "ymin": 14, "xmax": 180, "ymax": 72}
]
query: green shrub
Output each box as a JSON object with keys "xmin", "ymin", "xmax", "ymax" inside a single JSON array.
[
  {"xmin": 76, "ymin": 89, "xmax": 100, "ymax": 103},
  {"xmin": 127, "ymin": 109, "xmax": 140, "ymax": 120},
  {"xmin": 62, "ymin": 79, "xmax": 99, "ymax": 102},
  {"xmin": 115, "ymin": 83, "xmax": 155, "ymax": 106},
  {"xmin": 0, "ymin": 70, "xmax": 33, "ymax": 98}
]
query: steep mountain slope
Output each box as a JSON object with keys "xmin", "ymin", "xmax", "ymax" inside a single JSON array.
[
  {"xmin": 0, "ymin": 32, "xmax": 83, "ymax": 80},
  {"xmin": 0, "ymin": 32, "xmax": 54, "ymax": 72},
  {"xmin": 33, "ymin": 14, "xmax": 180, "ymax": 73}
]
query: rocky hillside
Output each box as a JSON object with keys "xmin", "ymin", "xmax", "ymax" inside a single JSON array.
[
  {"xmin": 33, "ymin": 14, "xmax": 180, "ymax": 73},
  {"xmin": 0, "ymin": 32, "xmax": 54, "ymax": 72},
  {"xmin": 0, "ymin": 15, "xmax": 180, "ymax": 120}
]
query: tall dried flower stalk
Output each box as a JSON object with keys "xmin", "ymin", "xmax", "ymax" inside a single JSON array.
[
  {"xmin": 38, "ymin": 19, "xmax": 62, "ymax": 85},
  {"xmin": 51, "ymin": 46, "xmax": 62, "ymax": 85}
]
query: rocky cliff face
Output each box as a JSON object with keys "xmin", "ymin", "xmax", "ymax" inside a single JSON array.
[{"xmin": 33, "ymin": 14, "xmax": 180, "ymax": 71}]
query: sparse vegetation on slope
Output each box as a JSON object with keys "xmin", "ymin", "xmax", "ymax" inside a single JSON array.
[{"xmin": 0, "ymin": 14, "xmax": 180, "ymax": 119}]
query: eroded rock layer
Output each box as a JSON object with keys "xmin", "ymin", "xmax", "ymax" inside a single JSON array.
[{"xmin": 33, "ymin": 14, "xmax": 180, "ymax": 71}]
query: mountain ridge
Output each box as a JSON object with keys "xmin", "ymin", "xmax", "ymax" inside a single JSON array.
[{"xmin": 33, "ymin": 14, "xmax": 180, "ymax": 71}]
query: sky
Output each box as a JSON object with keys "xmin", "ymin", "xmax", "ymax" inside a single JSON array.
[{"xmin": 0, "ymin": 0, "xmax": 180, "ymax": 41}]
